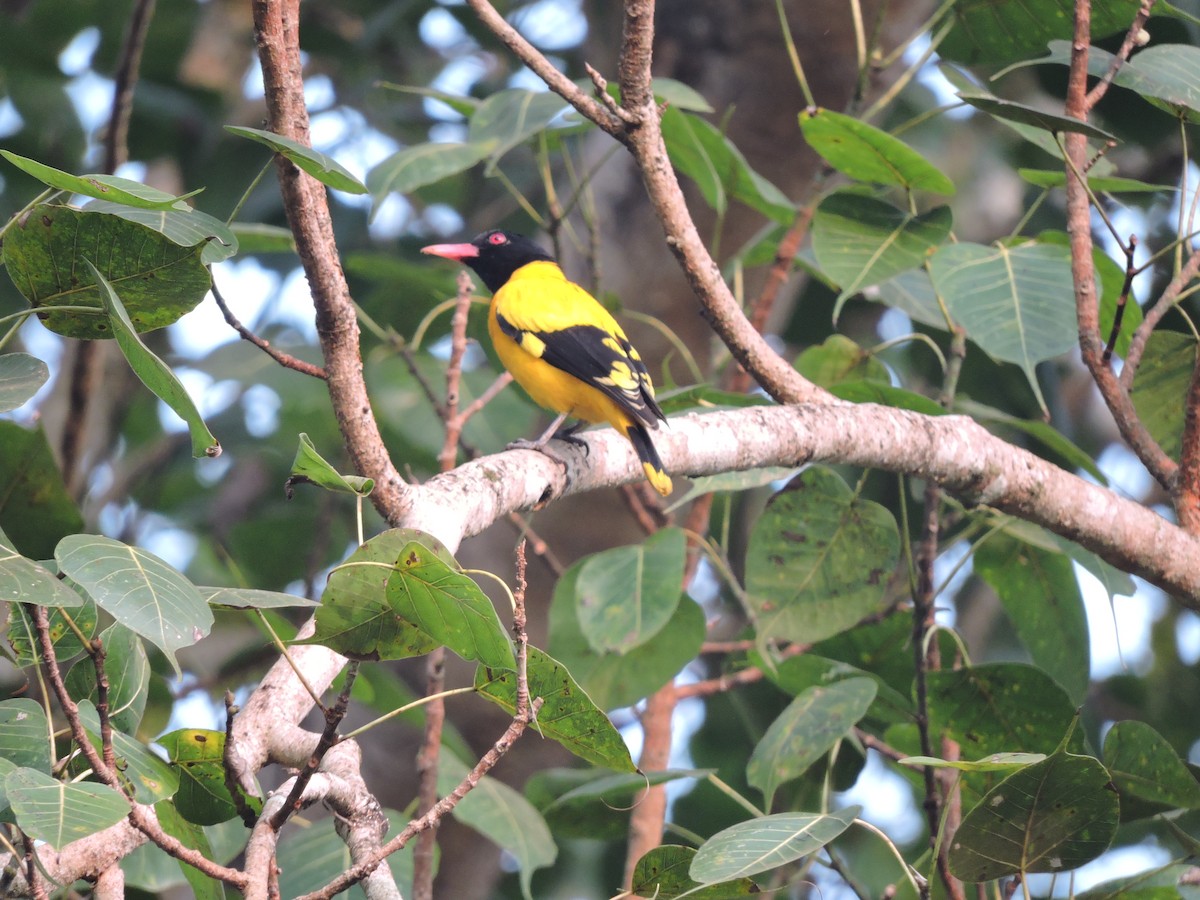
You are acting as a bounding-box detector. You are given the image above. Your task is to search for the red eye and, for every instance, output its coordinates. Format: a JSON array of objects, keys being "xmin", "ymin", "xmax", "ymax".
[{"xmin": 488, "ymin": 232, "xmax": 507, "ymax": 246}]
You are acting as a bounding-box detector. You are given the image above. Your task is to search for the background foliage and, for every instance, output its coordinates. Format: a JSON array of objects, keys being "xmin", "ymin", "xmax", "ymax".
[{"xmin": 4, "ymin": 0, "xmax": 1200, "ymax": 897}]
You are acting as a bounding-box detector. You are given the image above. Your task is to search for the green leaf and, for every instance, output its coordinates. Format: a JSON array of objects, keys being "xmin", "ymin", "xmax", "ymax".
[
  {"xmin": 875, "ymin": 268, "xmax": 948, "ymax": 330},
  {"xmin": 900, "ymin": 752, "xmax": 1046, "ymax": 772},
  {"xmin": 0, "ymin": 150, "xmax": 201, "ymax": 208},
  {"xmin": 660, "ymin": 106, "xmax": 795, "ymax": 224},
  {"xmin": 0, "ymin": 422, "xmax": 83, "ymax": 560},
  {"xmin": 1104, "ymin": 720, "xmax": 1200, "ymax": 818},
  {"xmin": 575, "ymin": 527, "xmax": 686, "ymax": 655},
  {"xmin": 758, "ymin": 653, "xmax": 913, "ymax": 726},
  {"xmin": 227, "ymin": 222, "xmax": 296, "ymax": 255},
  {"xmin": 548, "ymin": 558, "xmax": 704, "ymax": 710},
  {"xmin": 689, "ymin": 807, "xmax": 860, "ymax": 883},
  {"xmin": 152, "ymin": 801, "xmax": 229, "ymax": 900},
  {"xmin": 795, "ymin": 334, "xmax": 889, "ymax": 388},
  {"xmin": 0, "ymin": 536, "xmax": 85, "ymax": 608},
  {"xmin": 224, "ymin": 125, "xmax": 367, "ymax": 194},
  {"xmin": 475, "ymin": 646, "xmax": 637, "ymax": 772},
  {"xmin": 366, "ymin": 141, "xmax": 491, "ymax": 201},
  {"xmin": 75, "ymin": 701, "xmax": 177, "ymax": 805},
  {"xmin": 2, "ymin": 204, "xmax": 213, "ymax": 339},
  {"xmin": 948, "ymin": 749, "xmax": 1118, "ymax": 880},
  {"xmin": 0, "ymin": 699, "xmax": 53, "ymax": 771},
  {"xmin": 939, "ymin": 0, "xmax": 1143, "ymax": 66},
  {"xmin": 633, "ymin": 845, "xmax": 760, "ymax": 899},
  {"xmin": 286, "ymin": 433, "xmax": 374, "ymax": 496},
  {"xmin": 744, "ymin": 467, "xmax": 900, "ymax": 647},
  {"xmin": 1018, "ymin": 169, "xmax": 1176, "ymax": 193},
  {"xmin": 930, "ymin": 241, "xmax": 1077, "ymax": 413},
  {"xmin": 199, "ymin": 586, "xmax": 318, "ymax": 609},
  {"xmin": 829, "ymin": 380, "xmax": 947, "ymax": 416},
  {"xmin": 956, "ymin": 94, "xmax": 1117, "ymax": 143},
  {"xmin": 6, "ymin": 599, "xmax": 97, "ymax": 665},
  {"xmin": 747, "ymin": 678, "xmax": 877, "ymax": 810},
  {"xmin": 466, "ymin": 89, "xmax": 570, "ymax": 167},
  {"xmin": 1108, "ymin": 44, "xmax": 1200, "ymax": 123},
  {"xmin": 1016, "ymin": 41, "xmax": 1200, "ymax": 124},
  {"xmin": 55, "ymin": 533, "xmax": 214, "ymax": 675},
  {"xmin": 664, "ymin": 466, "xmax": 796, "ymax": 514},
  {"xmin": 86, "ymin": 260, "xmax": 220, "ymax": 459},
  {"xmin": 158, "ymin": 729, "xmax": 260, "ymax": 826},
  {"xmin": 974, "ymin": 531, "xmax": 1089, "ymax": 704},
  {"xmin": 1077, "ymin": 863, "xmax": 1200, "ymax": 900},
  {"xmin": 65, "ymin": 625, "xmax": 150, "ymax": 734},
  {"xmin": 650, "ymin": 77, "xmax": 714, "ymax": 113},
  {"xmin": 657, "ymin": 383, "xmax": 774, "ymax": 414},
  {"xmin": 1131, "ymin": 330, "xmax": 1194, "ymax": 461},
  {"xmin": 307, "ymin": 529, "xmax": 443, "ymax": 660},
  {"xmin": 83, "ymin": 201, "xmax": 238, "ymax": 264},
  {"xmin": 384, "ymin": 540, "xmax": 514, "ymax": 668},
  {"xmin": 377, "ymin": 81, "xmax": 481, "ymax": 116},
  {"xmin": 542, "ymin": 769, "xmax": 708, "ymax": 813},
  {"xmin": 799, "ymin": 108, "xmax": 955, "ymax": 194},
  {"xmin": 927, "ymin": 664, "xmax": 1084, "ymax": 762},
  {"xmin": 1036, "ymin": 229, "xmax": 1143, "ymax": 362},
  {"xmin": 438, "ymin": 752, "xmax": 556, "ymax": 900},
  {"xmin": 6, "ymin": 767, "xmax": 130, "ymax": 846},
  {"xmin": 277, "ymin": 809, "xmax": 417, "ymax": 899},
  {"xmin": 0, "ymin": 353, "xmax": 48, "ymax": 412},
  {"xmin": 811, "ymin": 192, "xmax": 952, "ymax": 321}
]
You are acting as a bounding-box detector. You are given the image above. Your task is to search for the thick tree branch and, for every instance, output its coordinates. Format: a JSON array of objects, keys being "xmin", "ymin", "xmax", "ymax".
[{"xmin": 251, "ymin": 0, "xmax": 409, "ymax": 522}]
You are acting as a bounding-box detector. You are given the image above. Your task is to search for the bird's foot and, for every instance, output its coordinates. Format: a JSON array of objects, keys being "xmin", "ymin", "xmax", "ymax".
[
  {"xmin": 552, "ymin": 422, "xmax": 589, "ymax": 455},
  {"xmin": 506, "ymin": 438, "xmax": 567, "ymax": 466}
]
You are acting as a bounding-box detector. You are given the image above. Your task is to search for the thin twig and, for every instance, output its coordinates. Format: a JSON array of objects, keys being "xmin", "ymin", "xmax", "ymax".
[
  {"xmin": 1102, "ymin": 235, "xmax": 1137, "ymax": 364},
  {"xmin": 1119, "ymin": 249, "xmax": 1200, "ymax": 389},
  {"xmin": 22, "ymin": 834, "xmax": 47, "ymax": 900},
  {"xmin": 730, "ymin": 208, "xmax": 814, "ymax": 394},
  {"xmin": 269, "ymin": 663, "xmax": 360, "ymax": 831},
  {"xmin": 437, "ymin": 270, "xmax": 485, "ymax": 471},
  {"xmin": 1062, "ymin": 1, "xmax": 1178, "ymax": 491},
  {"xmin": 1083, "ymin": 0, "xmax": 1156, "ymax": 112},
  {"xmin": 90, "ymin": 637, "xmax": 116, "ymax": 773},
  {"xmin": 29, "ymin": 604, "xmax": 249, "ymax": 888},
  {"xmin": 212, "ymin": 280, "xmax": 327, "ymax": 379}
]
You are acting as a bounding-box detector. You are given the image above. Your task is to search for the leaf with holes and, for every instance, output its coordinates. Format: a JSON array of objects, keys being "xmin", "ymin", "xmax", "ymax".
[
  {"xmin": 949, "ymin": 750, "xmax": 1118, "ymax": 881},
  {"xmin": 475, "ymin": 647, "xmax": 635, "ymax": 772},
  {"xmin": 2, "ymin": 204, "xmax": 212, "ymax": 339},
  {"xmin": 744, "ymin": 467, "xmax": 900, "ymax": 647}
]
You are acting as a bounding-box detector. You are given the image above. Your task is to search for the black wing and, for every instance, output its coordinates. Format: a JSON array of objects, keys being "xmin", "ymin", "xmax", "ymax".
[{"xmin": 495, "ymin": 311, "xmax": 666, "ymax": 429}]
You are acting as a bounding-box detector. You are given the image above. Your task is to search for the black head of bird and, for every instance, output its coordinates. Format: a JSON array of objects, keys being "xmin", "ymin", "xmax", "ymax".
[{"xmin": 420, "ymin": 230, "xmax": 553, "ymax": 293}]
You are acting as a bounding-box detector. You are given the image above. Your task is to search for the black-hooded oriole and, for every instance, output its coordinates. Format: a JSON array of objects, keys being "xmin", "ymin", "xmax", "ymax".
[{"xmin": 421, "ymin": 230, "xmax": 672, "ymax": 496}]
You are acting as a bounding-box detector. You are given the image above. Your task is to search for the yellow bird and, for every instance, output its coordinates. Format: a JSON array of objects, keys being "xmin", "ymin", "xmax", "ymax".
[{"xmin": 421, "ymin": 230, "xmax": 672, "ymax": 496}]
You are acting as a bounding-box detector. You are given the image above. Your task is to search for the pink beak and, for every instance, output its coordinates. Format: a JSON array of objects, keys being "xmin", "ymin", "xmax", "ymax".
[{"xmin": 420, "ymin": 242, "xmax": 479, "ymax": 261}]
